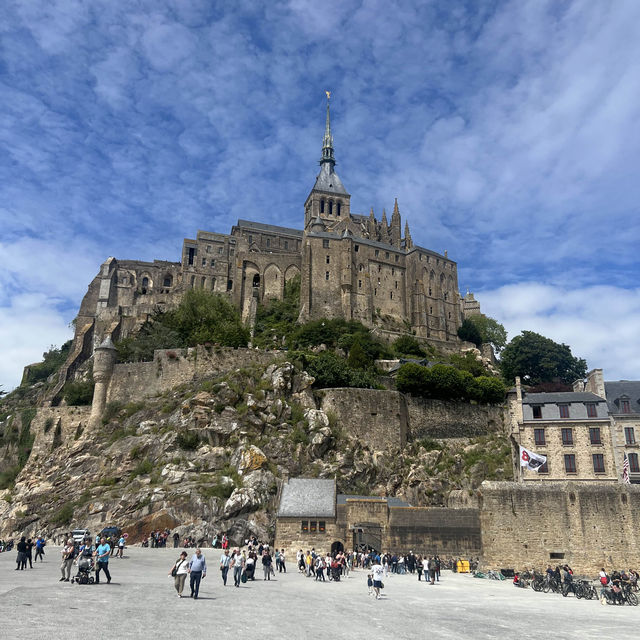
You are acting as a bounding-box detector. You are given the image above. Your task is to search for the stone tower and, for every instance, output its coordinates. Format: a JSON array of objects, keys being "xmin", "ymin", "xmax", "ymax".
[{"xmin": 89, "ymin": 336, "xmax": 117, "ymax": 428}]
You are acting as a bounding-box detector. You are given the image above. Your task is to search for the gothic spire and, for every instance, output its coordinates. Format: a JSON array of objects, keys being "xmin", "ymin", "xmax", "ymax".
[
  {"xmin": 320, "ymin": 91, "xmax": 335, "ymax": 168},
  {"xmin": 404, "ymin": 220, "xmax": 413, "ymax": 249}
]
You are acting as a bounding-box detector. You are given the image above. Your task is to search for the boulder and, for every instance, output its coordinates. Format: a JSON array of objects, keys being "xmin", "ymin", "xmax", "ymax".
[
  {"xmin": 310, "ymin": 426, "xmax": 332, "ymax": 458},
  {"xmin": 231, "ymin": 445, "xmax": 267, "ymax": 474},
  {"xmin": 304, "ymin": 408, "xmax": 329, "ymax": 431}
]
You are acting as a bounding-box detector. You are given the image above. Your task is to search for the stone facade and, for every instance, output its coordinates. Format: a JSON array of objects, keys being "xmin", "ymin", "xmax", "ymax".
[
  {"xmin": 52, "ymin": 100, "xmax": 480, "ymax": 395},
  {"xmin": 508, "ymin": 377, "xmax": 616, "ymax": 482},
  {"xmin": 480, "ymin": 481, "xmax": 640, "ymax": 574}
]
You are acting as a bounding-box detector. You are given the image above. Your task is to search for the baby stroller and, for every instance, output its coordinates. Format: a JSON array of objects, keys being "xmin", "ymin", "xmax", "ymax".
[
  {"xmin": 330, "ymin": 561, "xmax": 341, "ymax": 582},
  {"xmin": 72, "ymin": 549, "xmax": 95, "ymax": 585}
]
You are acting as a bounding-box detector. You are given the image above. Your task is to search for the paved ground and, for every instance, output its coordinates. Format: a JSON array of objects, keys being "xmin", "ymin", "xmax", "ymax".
[{"xmin": 0, "ymin": 547, "xmax": 636, "ymax": 639}]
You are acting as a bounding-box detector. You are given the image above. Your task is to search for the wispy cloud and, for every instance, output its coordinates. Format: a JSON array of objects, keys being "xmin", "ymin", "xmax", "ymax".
[{"xmin": 1, "ymin": 0, "xmax": 638, "ymax": 388}]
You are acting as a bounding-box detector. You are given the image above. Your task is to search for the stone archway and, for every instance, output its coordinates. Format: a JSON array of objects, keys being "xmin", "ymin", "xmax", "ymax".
[{"xmin": 331, "ymin": 540, "xmax": 344, "ymax": 554}]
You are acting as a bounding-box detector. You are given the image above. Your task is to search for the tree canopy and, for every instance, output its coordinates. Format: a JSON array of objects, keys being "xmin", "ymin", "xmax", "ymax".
[
  {"xmin": 458, "ymin": 315, "xmax": 507, "ymax": 353},
  {"xmin": 499, "ymin": 330, "xmax": 587, "ymax": 385}
]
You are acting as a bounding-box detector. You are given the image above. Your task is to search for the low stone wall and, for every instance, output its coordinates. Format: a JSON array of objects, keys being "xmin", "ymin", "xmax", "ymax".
[
  {"xmin": 406, "ymin": 397, "xmax": 504, "ymax": 439},
  {"xmin": 106, "ymin": 346, "xmax": 283, "ymax": 403},
  {"xmin": 275, "ymin": 517, "xmax": 340, "ymax": 557},
  {"xmin": 317, "ymin": 388, "xmax": 408, "ymax": 451},
  {"xmin": 386, "ymin": 507, "xmax": 482, "ymax": 556},
  {"xmin": 480, "ymin": 481, "xmax": 640, "ymax": 573}
]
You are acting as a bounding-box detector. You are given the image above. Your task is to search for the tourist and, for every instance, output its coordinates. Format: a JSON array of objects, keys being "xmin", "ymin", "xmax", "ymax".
[
  {"xmin": 34, "ymin": 536, "xmax": 45, "ymax": 562},
  {"xmin": 279, "ymin": 549, "xmax": 286, "ymax": 573},
  {"xmin": 371, "ymin": 557, "xmax": 384, "ymax": 599},
  {"xmin": 428, "ymin": 556, "xmax": 436, "ymax": 584},
  {"xmin": 16, "ymin": 536, "xmax": 27, "ymax": 570},
  {"xmin": 25, "ymin": 538, "xmax": 34, "ymax": 568},
  {"xmin": 221, "ymin": 534, "xmax": 228, "ymax": 550},
  {"xmin": 95, "ymin": 537, "xmax": 112, "ymax": 584},
  {"xmin": 416, "ymin": 555, "xmax": 424, "ymax": 581},
  {"xmin": 188, "ymin": 548, "xmax": 207, "ymax": 599},
  {"xmin": 116, "ymin": 534, "xmax": 125, "ymax": 558},
  {"xmin": 169, "ymin": 551, "xmax": 189, "ymax": 597},
  {"xmin": 435, "ymin": 556, "xmax": 441, "ymax": 581},
  {"xmin": 59, "ymin": 539, "xmax": 75, "ymax": 581},
  {"xmin": 246, "ymin": 548, "xmax": 256, "ymax": 581},
  {"xmin": 315, "ymin": 555, "xmax": 325, "ymax": 581},
  {"xmin": 231, "ymin": 548, "xmax": 244, "ymax": 588},
  {"xmin": 220, "ymin": 548, "xmax": 231, "ymax": 585},
  {"xmin": 173, "ymin": 532, "xmax": 180, "ymax": 548},
  {"xmin": 367, "ymin": 572, "xmax": 373, "ymax": 595},
  {"xmin": 262, "ymin": 549, "xmax": 273, "ymax": 580},
  {"xmin": 297, "ymin": 550, "xmax": 305, "ymax": 573},
  {"xmin": 274, "ymin": 548, "xmax": 281, "ymax": 572}
]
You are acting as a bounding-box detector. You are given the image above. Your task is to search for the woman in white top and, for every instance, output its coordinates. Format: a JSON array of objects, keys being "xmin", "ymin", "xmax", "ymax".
[{"xmin": 169, "ymin": 551, "xmax": 189, "ymax": 597}]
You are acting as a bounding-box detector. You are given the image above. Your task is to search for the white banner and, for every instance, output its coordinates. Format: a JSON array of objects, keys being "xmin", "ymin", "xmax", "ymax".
[{"xmin": 519, "ymin": 446, "xmax": 547, "ymax": 472}]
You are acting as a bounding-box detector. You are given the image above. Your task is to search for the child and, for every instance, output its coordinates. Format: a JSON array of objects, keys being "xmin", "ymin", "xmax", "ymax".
[{"xmin": 367, "ymin": 572, "xmax": 373, "ymax": 596}]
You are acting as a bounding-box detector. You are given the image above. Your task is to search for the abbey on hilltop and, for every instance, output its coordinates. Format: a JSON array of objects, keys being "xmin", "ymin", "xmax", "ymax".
[{"xmin": 63, "ymin": 97, "xmax": 480, "ymax": 383}]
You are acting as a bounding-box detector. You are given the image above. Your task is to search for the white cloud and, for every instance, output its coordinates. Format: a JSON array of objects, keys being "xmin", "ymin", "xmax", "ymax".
[
  {"xmin": 479, "ymin": 283, "xmax": 640, "ymax": 381},
  {"xmin": 0, "ymin": 294, "xmax": 73, "ymax": 392}
]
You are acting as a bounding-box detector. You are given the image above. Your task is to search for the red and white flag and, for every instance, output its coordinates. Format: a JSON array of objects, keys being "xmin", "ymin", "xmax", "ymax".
[
  {"xmin": 519, "ymin": 446, "xmax": 546, "ymax": 472},
  {"xmin": 622, "ymin": 452, "xmax": 631, "ymax": 484}
]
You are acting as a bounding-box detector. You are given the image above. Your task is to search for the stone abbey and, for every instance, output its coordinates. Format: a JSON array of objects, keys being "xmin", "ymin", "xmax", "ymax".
[{"xmin": 69, "ymin": 98, "xmax": 480, "ymax": 379}]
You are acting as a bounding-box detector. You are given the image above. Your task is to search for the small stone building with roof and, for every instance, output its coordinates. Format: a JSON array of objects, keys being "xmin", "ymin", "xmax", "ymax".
[{"xmin": 275, "ymin": 478, "xmax": 481, "ymax": 558}]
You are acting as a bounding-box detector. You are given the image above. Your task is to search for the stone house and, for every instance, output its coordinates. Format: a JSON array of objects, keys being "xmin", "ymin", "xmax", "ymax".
[
  {"xmin": 51, "ymin": 98, "xmax": 481, "ymax": 396},
  {"xmin": 575, "ymin": 368, "xmax": 640, "ymax": 484},
  {"xmin": 508, "ymin": 377, "xmax": 616, "ymax": 482},
  {"xmin": 275, "ymin": 478, "xmax": 481, "ymax": 558}
]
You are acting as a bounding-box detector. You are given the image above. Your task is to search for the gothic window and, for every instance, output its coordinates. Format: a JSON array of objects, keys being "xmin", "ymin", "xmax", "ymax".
[
  {"xmin": 337, "ymin": 203, "xmax": 341, "ymax": 216},
  {"xmin": 253, "ymin": 274, "xmax": 260, "ymax": 287},
  {"xmin": 429, "ymin": 306, "xmax": 433, "ymax": 314},
  {"xmin": 230, "ymin": 248, "xmax": 234, "ymax": 256},
  {"xmin": 142, "ymin": 277, "xmax": 149, "ymax": 288},
  {"xmin": 428, "ymin": 288, "xmax": 432, "ymax": 296},
  {"xmin": 392, "ymin": 268, "xmax": 394, "ymax": 275},
  {"xmin": 329, "ymin": 201, "xmax": 333, "ymax": 215},
  {"xmin": 374, "ymin": 288, "xmax": 377, "ymax": 296},
  {"xmin": 320, "ymin": 199, "xmax": 325, "ymax": 213}
]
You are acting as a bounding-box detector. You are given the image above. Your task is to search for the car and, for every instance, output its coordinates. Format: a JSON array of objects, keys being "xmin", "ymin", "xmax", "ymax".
[
  {"xmin": 99, "ymin": 526, "xmax": 122, "ymax": 541},
  {"xmin": 71, "ymin": 529, "xmax": 91, "ymax": 544}
]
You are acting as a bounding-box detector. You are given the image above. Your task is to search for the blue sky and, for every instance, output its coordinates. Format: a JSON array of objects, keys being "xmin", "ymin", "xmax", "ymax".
[{"xmin": 1, "ymin": 0, "xmax": 639, "ymax": 390}]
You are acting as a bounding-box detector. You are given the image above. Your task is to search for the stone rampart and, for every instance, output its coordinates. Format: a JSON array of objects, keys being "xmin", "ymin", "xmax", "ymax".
[
  {"xmin": 480, "ymin": 481, "xmax": 640, "ymax": 573},
  {"xmin": 106, "ymin": 346, "xmax": 283, "ymax": 404},
  {"xmin": 406, "ymin": 397, "xmax": 504, "ymax": 439}
]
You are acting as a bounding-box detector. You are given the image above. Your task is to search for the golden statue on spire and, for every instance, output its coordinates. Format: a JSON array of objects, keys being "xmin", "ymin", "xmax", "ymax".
[{"xmin": 325, "ymin": 90, "xmax": 331, "ymax": 100}]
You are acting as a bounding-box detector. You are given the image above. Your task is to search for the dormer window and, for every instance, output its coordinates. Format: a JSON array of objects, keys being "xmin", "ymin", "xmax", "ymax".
[
  {"xmin": 532, "ymin": 406, "xmax": 542, "ymax": 419},
  {"xmin": 622, "ymin": 399, "xmax": 631, "ymax": 414},
  {"xmin": 559, "ymin": 404, "xmax": 570, "ymax": 419}
]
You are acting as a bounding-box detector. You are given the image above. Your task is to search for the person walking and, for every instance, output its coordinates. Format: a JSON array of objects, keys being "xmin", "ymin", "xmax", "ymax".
[
  {"xmin": 59, "ymin": 539, "xmax": 75, "ymax": 582},
  {"xmin": 25, "ymin": 538, "xmax": 34, "ymax": 568},
  {"xmin": 219, "ymin": 548, "xmax": 231, "ymax": 586},
  {"xmin": 372, "ymin": 557, "xmax": 384, "ymax": 599},
  {"xmin": 95, "ymin": 537, "xmax": 112, "ymax": 584},
  {"xmin": 169, "ymin": 551, "xmax": 189, "ymax": 597},
  {"xmin": 231, "ymin": 549, "xmax": 244, "ymax": 588},
  {"xmin": 262, "ymin": 549, "xmax": 273, "ymax": 580},
  {"xmin": 34, "ymin": 536, "xmax": 45, "ymax": 562},
  {"xmin": 188, "ymin": 548, "xmax": 207, "ymax": 599},
  {"xmin": 115, "ymin": 535, "xmax": 125, "ymax": 559},
  {"xmin": 173, "ymin": 532, "xmax": 180, "ymax": 549},
  {"xmin": 428, "ymin": 556, "xmax": 436, "ymax": 585},
  {"xmin": 279, "ymin": 549, "xmax": 286, "ymax": 573}
]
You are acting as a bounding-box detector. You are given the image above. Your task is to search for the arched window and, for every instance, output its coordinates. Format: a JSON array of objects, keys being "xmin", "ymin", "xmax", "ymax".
[
  {"xmin": 163, "ymin": 275, "xmax": 172, "ymax": 288},
  {"xmin": 142, "ymin": 277, "xmax": 149, "ymax": 288},
  {"xmin": 329, "ymin": 201, "xmax": 333, "ymax": 215},
  {"xmin": 337, "ymin": 202, "xmax": 341, "ymax": 216},
  {"xmin": 211, "ymin": 277, "xmax": 216, "ymax": 291},
  {"xmin": 252, "ymin": 274, "xmax": 260, "ymax": 287},
  {"xmin": 320, "ymin": 199, "xmax": 325, "ymax": 213}
]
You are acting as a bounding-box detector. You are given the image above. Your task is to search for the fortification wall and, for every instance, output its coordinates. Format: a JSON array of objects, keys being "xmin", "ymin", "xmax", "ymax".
[
  {"xmin": 106, "ymin": 347, "xmax": 283, "ymax": 404},
  {"xmin": 386, "ymin": 507, "xmax": 482, "ymax": 556},
  {"xmin": 406, "ymin": 397, "xmax": 504, "ymax": 439},
  {"xmin": 480, "ymin": 481, "xmax": 640, "ymax": 573},
  {"xmin": 317, "ymin": 388, "xmax": 408, "ymax": 451}
]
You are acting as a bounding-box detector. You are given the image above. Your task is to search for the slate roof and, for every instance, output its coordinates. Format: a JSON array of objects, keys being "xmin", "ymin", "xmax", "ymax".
[
  {"xmin": 278, "ymin": 478, "xmax": 336, "ymax": 518},
  {"xmin": 236, "ymin": 219, "xmax": 303, "ymax": 237},
  {"xmin": 605, "ymin": 381, "xmax": 640, "ymax": 414},
  {"xmin": 312, "ymin": 163, "xmax": 349, "ymax": 195},
  {"xmin": 522, "ymin": 391, "xmax": 605, "ymax": 404},
  {"xmin": 337, "ymin": 494, "xmax": 411, "ymax": 508}
]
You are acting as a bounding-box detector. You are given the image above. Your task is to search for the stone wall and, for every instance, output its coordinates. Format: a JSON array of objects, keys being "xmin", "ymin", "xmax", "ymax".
[
  {"xmin": 405, "ymin": 397, "xmax": 504, "ymax": 439},
  {"xmin": 275, "ymin": 517, "xmax": 341, "ymax": 557},
  {"xmin": 317, "ymin": 388, "xmax": 408, "ymax": 451},
  {"xmin": 106, "ymin": 346, "xmax": 283, "ymax": 404},
  {"xmin": 480, "ymin": 481, "xmax": 640, "ymax": 573},
  {"xmin": 386, "ymin": 507, "xmax": 481, "ymax": 556}
]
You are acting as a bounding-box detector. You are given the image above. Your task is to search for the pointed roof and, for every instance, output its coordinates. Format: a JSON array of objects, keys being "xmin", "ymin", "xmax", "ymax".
[{"xmin": 311, "ymin": 93, "xmax": 349, "ymax": 196}]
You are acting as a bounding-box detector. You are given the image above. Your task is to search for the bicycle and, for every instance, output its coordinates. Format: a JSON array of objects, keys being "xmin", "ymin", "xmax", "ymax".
[{"xmin": 621, "ymin": 583, "xmax": 639, "ymax": 606}]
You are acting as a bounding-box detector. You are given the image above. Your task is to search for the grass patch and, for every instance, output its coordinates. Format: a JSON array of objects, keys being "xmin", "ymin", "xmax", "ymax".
[
  {"xmin": 176, "ymin": 430, "xmax": 200, "ymax": 450},
  {"xmin": 51, "ymin": 502, "xmax": 74, "ymax": 526},
  {"xmin": 131, "ymin": 458, "xmax": 153, "ymax": 478}
]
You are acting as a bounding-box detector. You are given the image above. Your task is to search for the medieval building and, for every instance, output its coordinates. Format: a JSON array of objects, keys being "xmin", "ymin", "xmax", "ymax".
[{"xmin": 56, "ymin": 99, "xmax": 480, "ymax": 394}]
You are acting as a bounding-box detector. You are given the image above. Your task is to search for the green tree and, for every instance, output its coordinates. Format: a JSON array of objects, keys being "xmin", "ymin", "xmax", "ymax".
[
  {"xmin": 457, "ymin": 319, "xmax": 482, "ymax": 347},
  {"xmin": 393, "ymin": 335, "xmax": 426, "ymax": 358},
  {"xmin": 346, "ymin": 338, "xmax": 371, "ymax": 370},
  {"xmin": 500, "ymin": 330, "xmax": 587, "ymax": 385},
  {"xmin": 396, "ymin": 362, "xmax": 431, "ymax": 395}
]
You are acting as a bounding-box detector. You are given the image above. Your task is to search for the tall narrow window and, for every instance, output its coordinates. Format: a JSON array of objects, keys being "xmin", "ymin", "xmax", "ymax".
[
  {"xmin": 323, "ymin": 239, "xmax": 329, "ymax": 248},
  {"xmin": 559, "ymin": 405, "xmax": 570, "ymax": 419},
  {"xmin": 329, "ymin": 201, "xmax": 333, "ymax": 215},
  {"xmin": 592, "ymin": 454, "xmax": 605, "ymax": 474},
  {"xmin": 532, "ymin": 406, "xmax": 542, "ymax": 419},
  {"xmin": 589, "ymin": 427, "xmax": 601, "ymax": 445},
  {"xmin": 337, "ymin": 203, "xmax": 341, "ymax": 216},
  {"xmin": 358, "ymin": 280, "xmax": 362, "ymax": 288},
  {"xmin": 284, "ymin": 241, "xmax": 288, "ymax": 250},
  {"xmin": 625, "ymin": 427, "xmax": 636, "ymax": 445},
  {"xmin": 564, "ymin": 454, "xmax": 576, "ymax": 473},
  {"xmin": 202, "ymin": 258, "xmax": 207, "ymax": 266},
  {"xmin": 266, "ymin": 238, "xmax": 270, "ymax": 248},
  {"xmin": 534, "ymin": 428, "xmax": 546, "ymax": 446},
  {"xmin": 629, "ymin": 453, "xmax": 640, "ymax": 473},
  {"xmin": 622, "ymin": 399, "xmax": 631, "ymax": 413},
  {"xmin": 539, "ymin": 460, "xmax": 549, "ymax": 473},
  {"xmin": 561, "ymin": 428, "xmax": 573, "ymax": 445},
  {"xmin": 326, "ymin": 255, "xmax": 330, "ymax": 264},
  {"xmin": 188, "ymin": 247, "xmax": 195, "ymax": 266},
  {"xmin": 320, "ymin": 200, "xmax": 325, "ymax": 213},
  {"xmin": 586, "ymin": 403, "xmax": 597, "ymax": 417},
  {"xmin": 325, "ymin": 271, "xmax": 329, "ymax": 280}
]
